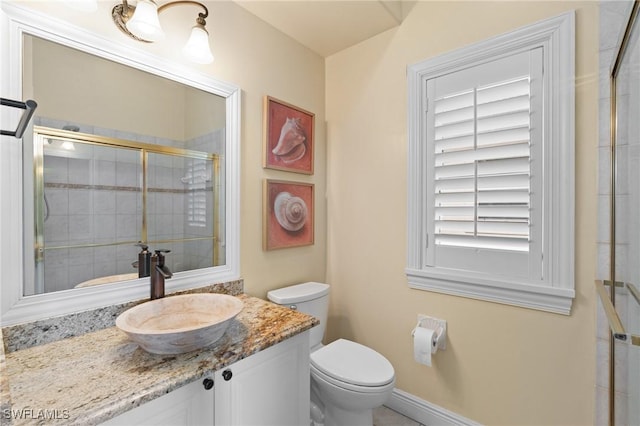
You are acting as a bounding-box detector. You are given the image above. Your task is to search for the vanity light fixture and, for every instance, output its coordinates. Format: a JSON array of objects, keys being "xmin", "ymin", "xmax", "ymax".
[{"xmin": 112, "ymin": 0, "xmax": 214, "ymax": 64}]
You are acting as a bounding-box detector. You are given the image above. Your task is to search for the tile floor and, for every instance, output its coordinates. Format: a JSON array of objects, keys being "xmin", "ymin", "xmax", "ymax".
[{"xmin": 373, "ymin": 406, "xmax": 423, "ymax": 426}]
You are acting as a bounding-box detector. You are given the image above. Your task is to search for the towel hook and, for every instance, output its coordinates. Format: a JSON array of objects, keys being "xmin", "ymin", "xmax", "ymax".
[{"xmin": 1, "ymin": 97, "xmax": 38, "ymax": 139}]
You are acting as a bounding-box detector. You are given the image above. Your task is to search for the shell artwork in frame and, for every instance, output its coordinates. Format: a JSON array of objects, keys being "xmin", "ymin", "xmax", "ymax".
[
  {"xmin": 263, "ymin": 96, "xmax": 315, "ymax": 174},
  {"xmin": 263, "ymin": 179, "xmax": 314, "ymax": 250}
]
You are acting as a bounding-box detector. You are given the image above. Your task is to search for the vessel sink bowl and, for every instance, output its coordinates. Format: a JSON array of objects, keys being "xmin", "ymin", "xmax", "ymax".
[
  {"xmin": 75, "ymin": 273, "xmax": 139, "ymax": 288},
  {"xmin": 116, "ymin": 293, "xmax": 243, "ymax": 355}
]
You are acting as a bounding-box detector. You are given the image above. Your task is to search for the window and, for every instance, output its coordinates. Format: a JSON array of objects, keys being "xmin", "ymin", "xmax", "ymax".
[
  {"xmin": 406, "ymin": 12, "xmax": 575, "ymax": 314},
  {"xmin": 186, "ymin": 158, "xmax": 209, "ymax": 228}
]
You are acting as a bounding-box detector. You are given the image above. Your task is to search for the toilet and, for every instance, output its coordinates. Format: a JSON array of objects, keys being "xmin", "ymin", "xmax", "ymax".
[{"xmin": 267, "ymin": 282, "xmax": 395, "ymax": 426}]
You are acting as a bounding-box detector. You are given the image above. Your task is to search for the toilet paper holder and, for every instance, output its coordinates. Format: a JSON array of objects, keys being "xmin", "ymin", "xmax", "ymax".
[{"xmin": 412, "ymin": 315, "xmax": 447, "ymax": 351}]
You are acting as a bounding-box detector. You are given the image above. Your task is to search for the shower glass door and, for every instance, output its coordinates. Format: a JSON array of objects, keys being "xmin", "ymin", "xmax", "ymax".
[
  {"xmin": 146, "ymin": 152, "xmax": 220, "ymax": 274},
  {"xmin": 35, "ymin": 136, "xmax": 143, "ymax": 294},
  {"xmin": 28, "ymin": 127, "xmax": 220, "ymax": 294},
  {"xmin": 611, "ymin": 1, "xmax": 640, "ymax": 424}
]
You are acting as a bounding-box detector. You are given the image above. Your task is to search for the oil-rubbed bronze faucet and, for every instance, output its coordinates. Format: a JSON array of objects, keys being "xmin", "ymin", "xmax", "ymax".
[
  {"xmin": 135, "ymin": 242, "xmax": 152, "ymax": 278},
  {"xmin": 150, "ymin": 249, "xmax": 172, "ymax": 300}
]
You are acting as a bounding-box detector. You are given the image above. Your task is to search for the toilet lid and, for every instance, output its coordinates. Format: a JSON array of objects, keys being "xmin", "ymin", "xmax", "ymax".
[
  {"xmin": 310, "ymin": 339, "xmax": 394, "ymax": 387},
  {"xmin": 267, "ymin": 282, "xmax": 329, "ymax": 305}
]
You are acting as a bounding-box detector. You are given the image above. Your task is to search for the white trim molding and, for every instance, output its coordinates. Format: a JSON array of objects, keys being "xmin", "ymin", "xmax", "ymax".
[
  {"xmin": 386, "ymin": 388, "xmax": 481, "ymax": 426},
  {"xmin": 406, "ymin": 11, "xmax": 575, "ymax": 315}
]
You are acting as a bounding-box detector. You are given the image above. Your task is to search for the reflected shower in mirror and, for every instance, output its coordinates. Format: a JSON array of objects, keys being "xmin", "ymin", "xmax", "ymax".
[{"xmin": 22, "ymin": 34, "xmax": 227, "ymax": 295}]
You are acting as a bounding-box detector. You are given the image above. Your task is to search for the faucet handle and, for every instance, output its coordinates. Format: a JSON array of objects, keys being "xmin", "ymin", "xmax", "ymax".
[
  {"xmin": 152, "ymin": 249, "xmax": 173, "ymax": 280},
  {"xmin": 135, "ymin": 242, "xmax": 149, "ymax": 251},
  {"xmin": 153, "ymin": 249, "xmax": 171, "ymax": 267}
]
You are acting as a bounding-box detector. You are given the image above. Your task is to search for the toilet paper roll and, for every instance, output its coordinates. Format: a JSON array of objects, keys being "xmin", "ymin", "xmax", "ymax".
[{"xmin": 413, "ymin": 327, "xmax": 437, "ymax": 367}]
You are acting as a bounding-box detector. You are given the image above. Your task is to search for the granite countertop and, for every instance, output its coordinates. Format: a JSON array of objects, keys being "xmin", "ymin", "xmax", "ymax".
[{"xmin": 1, "ymin": 294, "xmax": 318, "ymax": 425}]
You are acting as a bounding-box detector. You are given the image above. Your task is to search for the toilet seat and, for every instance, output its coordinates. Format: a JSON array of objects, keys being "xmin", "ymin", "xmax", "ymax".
[{"xmin": 310, "ymin": 339, "xmax": 394, "ymax": 393}]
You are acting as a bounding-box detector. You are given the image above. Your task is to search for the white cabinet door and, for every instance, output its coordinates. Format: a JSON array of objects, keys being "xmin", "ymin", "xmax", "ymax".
[
  {"xmin": 215, "ymin": 331, "xmax": 310, "ymax": 426},
  {"xmin": 102, "ymin": 378, "xmax": 215, "ymax": 426}
]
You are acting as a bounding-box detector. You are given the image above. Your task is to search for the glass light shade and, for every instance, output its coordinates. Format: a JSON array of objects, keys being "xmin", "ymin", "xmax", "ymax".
[
  {"xmin": 126, "ymin": 0, "xmax": 165, "ymax": 42},
  {"xmin": 61, "ymin": 141, "xmax": 75, "ymax": 151},
  {"xmin": 182, "ymin": 25, "xmax": 214, "ymax": 64}
]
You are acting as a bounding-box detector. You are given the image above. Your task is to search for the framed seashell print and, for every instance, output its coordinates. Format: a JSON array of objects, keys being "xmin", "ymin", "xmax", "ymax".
[
  {"xmin": 263, "ymin": 96, "xmax": 315, "ymax": 174},
  {"xmin": 264, "ymin": 179, "xmax": 314, "ymax": 250}
]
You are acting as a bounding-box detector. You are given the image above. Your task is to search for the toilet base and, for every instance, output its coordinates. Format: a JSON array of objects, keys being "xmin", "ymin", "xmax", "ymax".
[{"xmin": 311, "ymin": 372, "xmax": 392, "ymax": 426}]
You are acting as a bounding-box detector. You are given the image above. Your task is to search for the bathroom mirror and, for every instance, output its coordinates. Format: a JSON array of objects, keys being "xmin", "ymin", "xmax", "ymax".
[
  {"xmin": 23, "ymin": 35, "xmax": 227, "ymax": 295},
  {"xmin": 0, "ymin": 3, "xmax": 240, "ymax": 325}
]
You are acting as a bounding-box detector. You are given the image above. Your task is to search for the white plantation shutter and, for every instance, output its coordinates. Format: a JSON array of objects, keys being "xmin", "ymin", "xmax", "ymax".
[
  {"xmin": 433, "ymin": 76, "xmax": 531, "ymax": 253},
  {"xmin": 406, "ymin": 13, "xmax": 575, "ymax": 314},
  {"xmin": 187, "ymin": 159, "xmax": 208, "ymax": 227},
  {"xmin": 423, "ymin": 49, "xmax": 542, "ymax": 277}
]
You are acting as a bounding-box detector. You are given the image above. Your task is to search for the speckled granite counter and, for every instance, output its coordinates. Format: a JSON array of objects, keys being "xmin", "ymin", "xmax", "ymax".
[
  {"xmin": 2, "ymin": 281, "xmax": 245, "ymax": 353},
  {"xmin": 1, "ymin": 294, "xmax": 318, "ymax": 425}
]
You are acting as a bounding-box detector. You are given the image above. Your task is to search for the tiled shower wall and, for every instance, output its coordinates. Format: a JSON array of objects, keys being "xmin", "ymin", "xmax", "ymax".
[
  {"xmin": 596, "ymin": 1, "xmax": 638, "ymax": 425},
  {"xmin": 35, "ymin": 116, "xmax": 224, "ymax": 293}
]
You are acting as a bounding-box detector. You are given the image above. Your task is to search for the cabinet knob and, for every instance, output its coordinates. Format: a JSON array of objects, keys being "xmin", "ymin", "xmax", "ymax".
[
  {"xmin": 202, "ymin": 378, "xmax": 214, "ymax": 390},
  {"xmin": 222, "ymin": 369, "xmax": 233, "ymax": 381}
]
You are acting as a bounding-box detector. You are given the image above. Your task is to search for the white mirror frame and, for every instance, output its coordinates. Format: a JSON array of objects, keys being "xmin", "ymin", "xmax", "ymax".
[{"xmin": 0, "ymin": 2, "xmax": 241, "ymax": 326}]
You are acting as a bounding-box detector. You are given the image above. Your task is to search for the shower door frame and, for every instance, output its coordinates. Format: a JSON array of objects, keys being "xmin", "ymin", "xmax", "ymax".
[
  {"xmin": 30, "ymin": 126, "xmax": 221, "ymax": 294},
  {"xmin": 601, "ymin": 0, "xmax": 640, "ymax": 424}
]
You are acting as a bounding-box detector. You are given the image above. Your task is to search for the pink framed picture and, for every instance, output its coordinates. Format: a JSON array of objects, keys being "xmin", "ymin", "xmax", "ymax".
[
  {"xmin": 263, "ymin": 179, "xmax": 314, "ymax": 250},
  {"xmin": 263, "ymin": 96, "xmax": 314, "ymax": 175}
]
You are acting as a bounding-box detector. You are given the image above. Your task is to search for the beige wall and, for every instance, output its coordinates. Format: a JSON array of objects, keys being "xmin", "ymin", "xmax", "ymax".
[
  {"xmin": 206, "ymin": 2, "xmax": 328, "ymax": 298},
  {"xmin": 176, "ymin": 1, "xmax": 328, "ymax": 296},
  {"xmin": 28, "ymin": 35, "xmax": 186, "ymax": 141},
  {"xmin": 325, "ymin": 1, "xmax": 598, "ymax": 424},
  {"xmin": 25, "ymin": 30, "xmax": 230, "ymax": 141}
]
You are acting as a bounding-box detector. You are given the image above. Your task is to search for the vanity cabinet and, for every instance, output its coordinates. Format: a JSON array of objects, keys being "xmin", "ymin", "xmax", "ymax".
[
  {"xmin": 215, "ymin": 331, "xmax": 310, "ymax": 426},
  {"xmin": 102, "ymin": 331, "xmax": 310, "ymax": 426}
]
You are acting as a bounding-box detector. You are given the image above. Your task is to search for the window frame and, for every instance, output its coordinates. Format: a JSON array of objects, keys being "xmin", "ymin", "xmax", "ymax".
[{"xmin": 406, "ymin": 12, "xmax": 575, "ymax": 315}]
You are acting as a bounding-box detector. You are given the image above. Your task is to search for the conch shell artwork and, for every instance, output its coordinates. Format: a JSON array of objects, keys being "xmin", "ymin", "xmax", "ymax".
[
  {"xmin": 271, "ymin": 117, "xmax": 307, "ymax": 164},
  {"xmin": 264, "ymin": 179, "xmax": 314, "ymax": 250},
  {"xmin": 274, "ymin": 191, "xmax": 308, "ymax": 232}
]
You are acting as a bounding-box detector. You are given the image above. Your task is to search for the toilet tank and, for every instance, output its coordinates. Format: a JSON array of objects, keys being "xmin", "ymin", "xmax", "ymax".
[{"xmin": 267, "ymin": 282, "xmax": 329, "ymax": 350}]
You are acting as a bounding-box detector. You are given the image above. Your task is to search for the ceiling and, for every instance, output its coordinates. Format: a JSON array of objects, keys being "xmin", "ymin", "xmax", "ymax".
[{"xmin": 233, "ymin": 1, "xmax": 411, "ymax": 57}]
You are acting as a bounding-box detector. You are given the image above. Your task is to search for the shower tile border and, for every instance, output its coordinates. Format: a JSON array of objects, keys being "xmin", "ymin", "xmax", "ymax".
[{"xmin": 45, "ymin": 182, "xmax": 210, "ymax": 194}]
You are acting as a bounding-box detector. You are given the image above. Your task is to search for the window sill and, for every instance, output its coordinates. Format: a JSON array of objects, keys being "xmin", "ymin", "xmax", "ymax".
[{"xmin": 406, "ymin": 267, "xmax": 575, "ymax": 315}]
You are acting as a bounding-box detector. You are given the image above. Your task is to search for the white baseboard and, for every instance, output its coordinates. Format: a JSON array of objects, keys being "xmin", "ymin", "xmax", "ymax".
[{"xmin": 385, "ymin": 388, "xmax": 481, "ymax": 426}]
